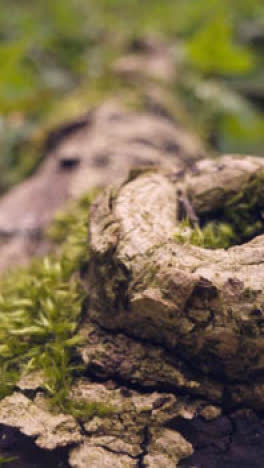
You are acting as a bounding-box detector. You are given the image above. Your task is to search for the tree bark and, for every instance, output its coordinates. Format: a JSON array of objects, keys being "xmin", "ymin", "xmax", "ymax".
[
  {"xmin": 2, "ymin": 123, "xmax": 264, "ymax": 466},
  {"xmin": 0, "ymin": 102, "xmax": 204, "ymax": 273},
  {"xmin": 88, "ymin": 155, "xmax": 264, "ymax": 394}
]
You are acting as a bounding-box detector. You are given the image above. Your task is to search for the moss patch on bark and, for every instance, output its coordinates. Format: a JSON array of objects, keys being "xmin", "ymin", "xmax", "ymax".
[
  {"xmin": 175, "ymin": 170, "xmax": 264, "ymax": 249},
  {"xmin": 0, "ymin": 189, "xmax": 112, "ymax": 419}
]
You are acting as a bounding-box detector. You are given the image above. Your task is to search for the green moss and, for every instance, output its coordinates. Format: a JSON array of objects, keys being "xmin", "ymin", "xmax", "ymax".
[
  {"xmin": 0, "ymin": 255, "xmax": 84, "ymax": 401},
  {"xmin": 47, "ymin": 187, "xmax": 100, "ymax": 240},
  {"xmin": 0, "ymin": 189, "xmax": 110, "ymax": 419},
  {"xmin": 58, "ymin": 398, "xmax": 114, "ymax": 422},
  {"xmin": 174, "ymin": 218, "xmax": 236, "ymax": 249},
  {"xmin": 175, "ymin": 172, "xmax": 264, "ymax": 249},
  {"xmin": 223, "ymin": 171, "xmax": 264, "ymax": 241}
]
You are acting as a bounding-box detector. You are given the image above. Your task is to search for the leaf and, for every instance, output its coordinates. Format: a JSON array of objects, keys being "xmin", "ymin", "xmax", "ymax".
[{"xmin": 187, "ymin": 16, "xmax": 254, "ymax": 75}]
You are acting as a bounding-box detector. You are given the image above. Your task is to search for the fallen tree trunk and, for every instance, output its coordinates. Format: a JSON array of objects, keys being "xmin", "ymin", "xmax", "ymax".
[
  {"xmin": 2, "ymin": 122, "xmax": 264, "ymax": 466},
  {"xmin": 0, "ymin": 102, "xmax": 204, "ymax": 273}
]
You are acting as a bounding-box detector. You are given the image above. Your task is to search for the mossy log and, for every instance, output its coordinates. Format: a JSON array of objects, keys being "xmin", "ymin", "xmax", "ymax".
[
  {"xmin": 0, "ymin": 102, "xmax": 204, "ymax": 273},
  {"xmin": 88, "ymin": 154, "xmax": 264, "ymax": 408},
  {"xmin": 2, "ymin": 155, "xmax": 264, "ymax": 467}
]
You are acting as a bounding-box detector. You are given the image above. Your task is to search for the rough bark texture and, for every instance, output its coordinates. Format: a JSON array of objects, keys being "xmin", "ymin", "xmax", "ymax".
[
  {"xmin": 2, "ymin": 107, "xmax": 264, "ymax": 465},
  {"xmin": 88, "ymin": 155, "xmax": 264, "ymax": 393}
]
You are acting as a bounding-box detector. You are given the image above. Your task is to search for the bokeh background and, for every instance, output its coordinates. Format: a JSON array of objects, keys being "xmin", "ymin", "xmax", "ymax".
[{"xmin": 1, "ymin": 0, "xmax": 264, "ymax": 192}]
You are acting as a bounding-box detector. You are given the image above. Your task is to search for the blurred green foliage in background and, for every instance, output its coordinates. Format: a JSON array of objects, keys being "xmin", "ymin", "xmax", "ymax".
[{"xmin": 1, "ymin": 0, "xmax": 264, "ymax": 191}]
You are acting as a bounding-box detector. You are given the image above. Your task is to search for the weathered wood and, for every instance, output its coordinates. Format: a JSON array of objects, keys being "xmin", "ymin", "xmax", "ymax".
[
  {"xmin": 88, "ymin": 155, "xmax": 264, "ymax": 407},
  {"xmin": 0, "ymin": 103, "xmax": 204, "ymax": 272},
  {"xmin": 3, "ymin": 123, "xmax": 264, "ymax": 466}
]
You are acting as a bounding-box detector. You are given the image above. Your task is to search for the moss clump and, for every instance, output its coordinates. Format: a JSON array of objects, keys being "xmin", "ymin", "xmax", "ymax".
[
  {"xmin": 47, "ymin": 188, "xmax": 101, "ymax": 268},
  {"xmin": 58, "ymin": 398, "xmax": 114, "ymax": 422},
  {"xmin": 175, "ymin": 172, "xmax": 264, "ymax": 249},
  {"xmin": 0, "ymin": 255, "xmax": 84, "ymax": 401},
  {"xmin": 222, "ymin": 171, "xmax": 264, "ymax": 243},
  {"xmin": 0, "ymin": 189, "xmax": 111, "ymax": 419},
  {"xmin": 174, "ymin": 218, "xmax": 236, "ymax": 249}
]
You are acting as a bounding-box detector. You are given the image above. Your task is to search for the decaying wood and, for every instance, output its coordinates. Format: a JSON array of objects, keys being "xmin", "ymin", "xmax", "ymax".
[
  {"xmin": 88, "ymin": 155, "xmax": 264, "ymax": 395},
  {"xmin": 0, "ymin": 102, "xmax": 204, "ymax": 272},
  {"xmin": 2, "ymin": 108, "xmax": 264, "ymax": 465}
]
